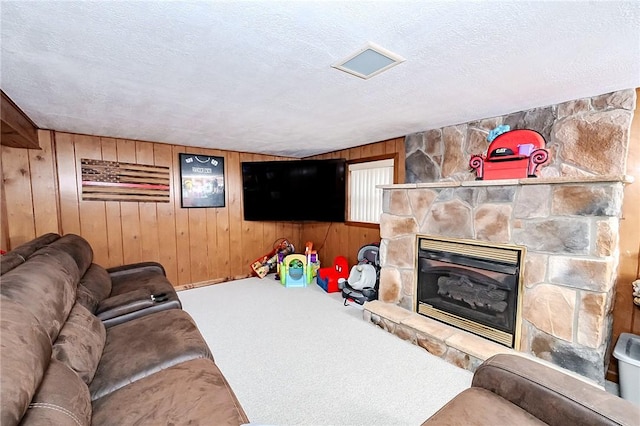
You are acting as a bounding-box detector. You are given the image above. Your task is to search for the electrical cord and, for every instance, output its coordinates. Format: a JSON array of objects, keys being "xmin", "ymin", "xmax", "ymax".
[
  {"xmin": 272, "ymin": 237, "xmax": 287, "ymax": 250},
  {"xmin": 316, "ymin": 222, "xmax": 332, "ymax": 252}
]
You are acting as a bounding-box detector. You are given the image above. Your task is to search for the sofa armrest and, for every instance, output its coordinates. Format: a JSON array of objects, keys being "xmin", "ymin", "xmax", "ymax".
[
  {"xmin": 106, "ymin": 262, "xmax": 166, "ymax": 278},
  {"xmin": 473, "ymin": 354, "xmax": 640, "ymax": 426},
  {"xmin": 96, "ymin": 289, "xmax": 154, "ymax": 321}
]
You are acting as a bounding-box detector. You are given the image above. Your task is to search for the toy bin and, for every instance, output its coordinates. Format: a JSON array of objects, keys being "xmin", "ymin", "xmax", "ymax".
[{"xmin": 613, "ymin": 332, "xmax": 640, "ymax": 406}]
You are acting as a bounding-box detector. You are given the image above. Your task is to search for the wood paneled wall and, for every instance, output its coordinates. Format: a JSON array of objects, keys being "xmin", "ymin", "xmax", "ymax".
[
  {"xmin": 301, "ymin": 137, "xmax": 405, "ymax": 266},
  {"xmin": 0, "ymin": 131, "xmax": 302, "ymax": 288},
  {"xmin": 0, "ymin": 131, "xmax": 403, "ymax": 286}
]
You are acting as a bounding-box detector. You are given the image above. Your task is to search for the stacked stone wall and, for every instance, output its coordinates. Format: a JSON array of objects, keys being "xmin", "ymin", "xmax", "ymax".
[{"xmin": 405, "ymin": 89, "xmax": 636, "ymax": 183}]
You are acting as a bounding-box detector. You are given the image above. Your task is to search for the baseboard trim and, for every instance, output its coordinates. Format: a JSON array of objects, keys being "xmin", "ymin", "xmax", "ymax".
[{"xmin": 175, "ymin": 274, "xmax": 252, "ymax": 292}]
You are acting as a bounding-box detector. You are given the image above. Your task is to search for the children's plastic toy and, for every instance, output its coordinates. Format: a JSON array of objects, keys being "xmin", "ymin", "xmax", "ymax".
[
  {"xmin": 469, "ymin": 128, "xmax": 549, "ymax": 180},
  {"xmin": 316, "ymin": 256, "xmax": 349, "ymax": 293},
  {"xmin": 304, "ymin": 241, "xmax": 321, "ymax": 281},
  {"xmin": 251, "ymin": 239, "xmax": 294, "ymax": 278},
  {"xmin": 339, "ymin": 243, "xmax": 381, "ymax": 305},
  {"xmin": 280, "ymin": 254, "xmax": 309, "ymax": 288}
]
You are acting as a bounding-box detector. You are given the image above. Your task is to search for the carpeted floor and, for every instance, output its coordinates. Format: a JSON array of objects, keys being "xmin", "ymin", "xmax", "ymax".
[{"xmin": 179, "ymin": 277, "xmax": 472, "ymax": 426}]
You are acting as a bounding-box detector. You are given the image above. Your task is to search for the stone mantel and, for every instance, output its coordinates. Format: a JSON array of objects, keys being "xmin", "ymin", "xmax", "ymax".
[{"xmin": 378, "ymin": 174, "xmax": 633, "ymax": 190}]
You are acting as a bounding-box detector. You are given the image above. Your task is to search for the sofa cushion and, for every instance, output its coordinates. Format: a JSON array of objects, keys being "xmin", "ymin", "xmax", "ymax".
[
  {"xmin": 7, "ymin": 232, "xmax": 61, "ymax": 259},
  {"xmin": 101, "ymin": 267, "xmax": 180, "ymax": 327},
  {"xmin": 89, "ymin": 309, "xmax": 213, "ymax": 400},
  {"xmin": 1, "ymin": 252, "xmax": 27, "ymax": 276},
  {"xmin": 0, "ymin": 298, "xmax": 52, "ymax": 426},
  {"xmin": 78, "ymin": 263, "xmax": 113, "ymax": 311},
  {"xmin": 20, "ymin": 359, "xmax": 92, "ymax": 426},
  {"xmin": 47, "ymin": 234, "xmax": 94, "ymax": 277},
  {"xmin": 109, "ymin": 267, "xmax": 176, "ymax": 299},
  {"xmin": 91, "ymin": 358, "xmax": 249, "ymax": 426},
  {"xmin": 76, "ymin": 284, "xmax": 99, "ymax": 313},
  {"xmin": 96, "ymin": 288, "xmax": 154, "ymax": 321},
  {"xmin": 472, "ymin": 353, "xmax": 637, "ymax": 426},
  {"xmin": 421, "ymin": 387, "xmax": 546, "ymax": 425},
  {"xmin": 52, "ymin": 303, "xmax": 106, "ymax": 384},
  {"xmin": 107, "ymin": 261, "xmax": 166, "ymax": 278},
  {"xmin": 0, "ymin": 233, "xmax": 61, "ymax": 275},
  {"xmin": 0, "ymin": 247, "xmax": 80, "ymax": 342}
]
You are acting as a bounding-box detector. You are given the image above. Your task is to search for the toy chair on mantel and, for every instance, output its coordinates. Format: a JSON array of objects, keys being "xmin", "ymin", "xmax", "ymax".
[
  {"xmin": 280, "ymin": 254, "xmax": 308, "ymax": 288},
  {"xmin": 469, "ymin": 128, "xmax": 549, "ymax": 180}
]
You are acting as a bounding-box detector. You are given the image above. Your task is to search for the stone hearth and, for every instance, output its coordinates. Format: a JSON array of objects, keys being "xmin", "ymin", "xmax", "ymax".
[{"xmin": 364, "ymin": 298, "xmax": 514, "ymax": 373}]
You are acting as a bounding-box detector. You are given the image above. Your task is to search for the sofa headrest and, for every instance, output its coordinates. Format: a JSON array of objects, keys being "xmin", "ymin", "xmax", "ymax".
[
  {"xmin": 78, "ymin": 264, "xmax": 113, "ymax": 310},
  {"xmin": 0, "ymin": 252, "xmax": 25, "ymax": 276},
  {"xmin": 0, "ymin": 297, "xmax": 52, "ymax": 426},
  {"xmin": 8, "ymin": 233, "xmax": 61, "ymax": 259},
  {"xmin": 0, "ymin": 233, "xmax": 61, "ymax": 276},
  {"xmin": 46, "ymin": 234, "xmax": 93, "ymax": 277},
  {"xmin": 0, "ymin": 247, "xmax": 80, "ymax": 342}
]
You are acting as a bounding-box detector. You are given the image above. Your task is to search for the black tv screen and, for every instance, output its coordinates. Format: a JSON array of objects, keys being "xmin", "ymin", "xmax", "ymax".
[{"xmin": 242, "ymin": 159, "xmax": 346, "ymax": 222}]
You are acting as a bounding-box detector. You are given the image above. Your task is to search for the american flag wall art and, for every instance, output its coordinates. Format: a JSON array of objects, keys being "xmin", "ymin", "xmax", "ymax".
[{"xmin": 81, "ymin": 159, "xmax": 171, "ymax": 202}]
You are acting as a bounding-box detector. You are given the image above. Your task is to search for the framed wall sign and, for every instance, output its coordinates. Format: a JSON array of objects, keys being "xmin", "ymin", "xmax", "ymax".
[{"xmin": 179, "ymin": 154, "xmax": 225, "ymax": 208}]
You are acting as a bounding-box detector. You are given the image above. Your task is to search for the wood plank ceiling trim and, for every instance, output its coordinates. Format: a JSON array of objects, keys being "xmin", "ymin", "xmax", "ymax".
[{"xmin": 1, "ymin": 90, "xmax": 40, "ymax": 149}]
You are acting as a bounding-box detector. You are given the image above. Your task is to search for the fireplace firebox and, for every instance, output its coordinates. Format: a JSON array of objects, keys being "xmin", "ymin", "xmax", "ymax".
[{"xmin": 416, "ymin": 236, "xmax": 526, "ymax": 348}]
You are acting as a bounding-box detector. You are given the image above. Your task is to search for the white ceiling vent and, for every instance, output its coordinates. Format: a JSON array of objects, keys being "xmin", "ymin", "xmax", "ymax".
[{"xmin": 332, "ymin": 42, "xmax": 405, "ymax": 79}]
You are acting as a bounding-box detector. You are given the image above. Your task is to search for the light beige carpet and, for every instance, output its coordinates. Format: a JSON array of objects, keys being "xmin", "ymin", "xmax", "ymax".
[{"xmin": 179, "ymin": 277, "xmax": 472, "ymax": 426}]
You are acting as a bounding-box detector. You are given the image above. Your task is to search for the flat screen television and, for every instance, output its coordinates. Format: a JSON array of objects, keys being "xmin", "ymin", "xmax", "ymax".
[{"xmin": 241, "ymin": 159, "xmax": 346, "ymax": 222}]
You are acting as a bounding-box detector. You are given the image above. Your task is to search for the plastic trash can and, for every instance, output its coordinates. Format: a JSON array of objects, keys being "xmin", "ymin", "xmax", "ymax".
[{"xmin": 613, "ymin": 332, "xmax": 640, "ymax": 406}]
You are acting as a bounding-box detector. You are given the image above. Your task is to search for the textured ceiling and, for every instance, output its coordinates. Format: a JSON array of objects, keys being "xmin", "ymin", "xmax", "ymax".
[{"xmin": 1, "ymin": 1, "xmax": 639, "ymax": 158}]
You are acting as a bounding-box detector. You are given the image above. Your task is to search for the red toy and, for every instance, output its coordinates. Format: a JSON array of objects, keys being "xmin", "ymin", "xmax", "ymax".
[
  {"xmin": 316, "ymin": 256, "xmax": 349, "ymax": 293},
  {"xmin": 470, "ymin": 129, "xmax": 549, "ymax": 180}
]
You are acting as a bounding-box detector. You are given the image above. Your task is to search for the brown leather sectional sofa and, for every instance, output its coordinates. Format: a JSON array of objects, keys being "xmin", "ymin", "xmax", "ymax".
[
  {"xmin": 422, "ymin": 353, "xmax": 640, "ymax": 425},
  {"xmin": 0, "ymin": 233, "xmax": 249, "ymax": 425}
]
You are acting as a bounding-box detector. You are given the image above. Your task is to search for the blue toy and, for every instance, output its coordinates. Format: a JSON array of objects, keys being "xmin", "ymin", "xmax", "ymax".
[
  {"xmin": 279, "ymin": 254, "xmax": 309, "ymax": 287},
  {"xmin": 487, "ymin": 124, "xmax": 510, "ymax": 142}
]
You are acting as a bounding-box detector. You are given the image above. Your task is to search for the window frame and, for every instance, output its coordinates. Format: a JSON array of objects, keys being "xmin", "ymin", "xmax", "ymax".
[{"xmin": 345, "ymin": 153, "xmax": 399, "ymax": 228}]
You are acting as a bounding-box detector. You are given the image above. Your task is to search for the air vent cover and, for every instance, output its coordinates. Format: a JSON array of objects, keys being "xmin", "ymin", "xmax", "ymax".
[{"xmin": 332, "ymin": 42, "xmax": 405, "ymax": 79}]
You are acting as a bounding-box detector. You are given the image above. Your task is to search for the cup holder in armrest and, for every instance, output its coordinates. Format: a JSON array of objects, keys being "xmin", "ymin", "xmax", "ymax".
[
  {"xmin": 96, "ymin": 289, "xmax": 154, "ymax": 321},
  {"xmin": 151, "ymin": 293, "xmax": 169, "ymax": 303}
]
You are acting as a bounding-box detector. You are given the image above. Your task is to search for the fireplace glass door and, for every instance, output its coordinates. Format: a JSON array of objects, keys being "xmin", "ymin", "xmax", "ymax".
[{"xmin": 416, "ymin": 236, "xmax": 525, "ymax": 348}]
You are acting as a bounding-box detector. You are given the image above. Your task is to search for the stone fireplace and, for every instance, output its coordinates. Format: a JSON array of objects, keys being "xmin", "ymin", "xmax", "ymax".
[{"xmin": 363, "ymin": 89, "xmax": 636, "ymax": 386}]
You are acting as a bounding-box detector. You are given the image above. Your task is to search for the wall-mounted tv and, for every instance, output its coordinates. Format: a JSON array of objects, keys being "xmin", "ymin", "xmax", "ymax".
[{"xmin": 241, "ymin": 159, "xmax": 346, "ymax": 222}]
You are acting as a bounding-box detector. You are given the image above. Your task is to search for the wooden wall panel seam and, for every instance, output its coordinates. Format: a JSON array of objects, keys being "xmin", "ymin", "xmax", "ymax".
[
  {"xmin": 50, "ymin": 131, "xmax": 64, "ymax": 235},
  {"xmin": 2, "ymin": 144, "xmax": 37, "ymax": 247},
  {"xmin": 0, "ymin": 148, "xmax": 8, "ymax": 250},
  {"xmin": 30, "ymin": 130, "xmax": 60, "ymax": 236}
]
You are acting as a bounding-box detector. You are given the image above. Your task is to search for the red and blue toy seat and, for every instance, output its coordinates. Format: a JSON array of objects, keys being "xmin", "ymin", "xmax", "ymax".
[{"xmin": 316, "ymin": 256, "xmax": 349, "ymax": 293}]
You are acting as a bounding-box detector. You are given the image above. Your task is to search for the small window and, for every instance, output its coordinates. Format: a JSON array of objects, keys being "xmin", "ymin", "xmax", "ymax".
[{"xmin": 348, "ymin": 158, "xmax": 395, "ymax": 224}]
